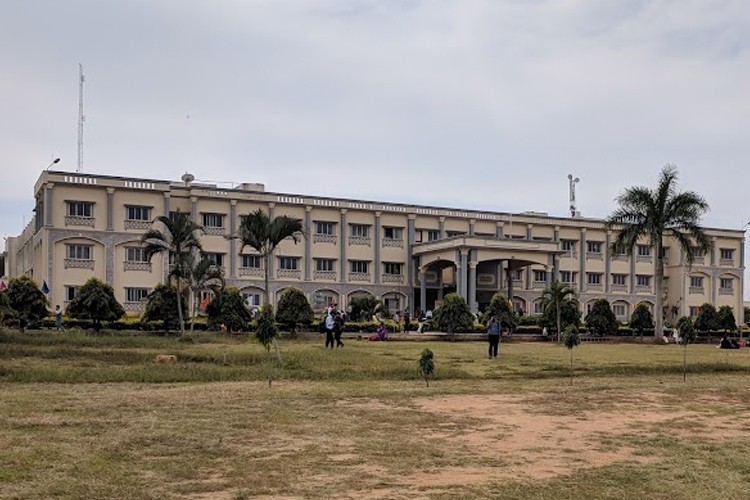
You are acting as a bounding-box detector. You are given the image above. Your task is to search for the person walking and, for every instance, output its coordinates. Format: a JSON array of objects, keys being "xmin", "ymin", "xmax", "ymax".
[
  {"xmin": 324, "ymin": 310, "xmax": 335, "ymax": 349},
  {"xmin": 487, "ymin": 315, "xmax": 500, "ymax": 359},
  {"xmin": 333, "ymin": 311, "xmax": 344, "ymax": 348},
  {"xmin": 54, "ymin": 305, "xmax": 63, "ymax": 331}
]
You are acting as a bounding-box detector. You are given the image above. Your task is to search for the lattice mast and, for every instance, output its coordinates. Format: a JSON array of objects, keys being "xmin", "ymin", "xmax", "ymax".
[{"xmin": 77, "ymin": 63, "xmax": 85, "ymax": 172}]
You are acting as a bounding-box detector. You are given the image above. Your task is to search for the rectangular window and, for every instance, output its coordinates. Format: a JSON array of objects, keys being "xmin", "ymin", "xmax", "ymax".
[
  {"xmin": 315, "ymin": 259, "xmax": 335, "ymax": 272},
  {"xmin": 350, "ymin": 260, "xmax": 369, "ymax": 274},
  {"xmin": 384, "ymin": 262, "xmax": 402, "ymax": 275},
  {"xmin": 125, "ymin": 287, "xmax": 149, "ymax": 303},
  {"xmin": 587, "ymin": 273, "xmax": 602, "ymax": 285},
  {"xmin": 636, "ymin": 275, "xmax": 651, "ymax": 286},
  {"xmin": 315, "ymin": 221, "xmax": 335, "ymax": 235},
  {"xmin": 533, "ymin": 270, "xmax": 547, "ymax": 282},
  {"xmin": 414, "ymin": 230, "xmax": 423, "ymax": 243},
  {"xmin": 613, "ymin": 304, "xmax": 626, "ymax": 316},
  {"xmin": 350, "ymin": 224, "xmax": 369, "ymax": 238},
  {"xmin": 126, "ymin": 247, "xmax": 148, "ymax": 262},
  {"xmin": 384, "ymin": 227, "xmax": 403, "ymax": 240},
  {"xmin": 64, "ymin": 285, "xmax": 78, "ymax": 302},
  {"xmin": 720, "ymin": 278, "xmax": 733, "ymax": 289},
  {"xmin": 612, "ymin": 274, "xmax": 627, "ymax": 285},
  {"xmin": 690, "ymin": 276, "xmax": 704, "ymax": 287},
  {"xmin": 691, "ymin": 247, "xmax": 705, "ymax": 259},
  {"xmin": 560, "ymin": 271, "xmax": 576, "ymax": 283},
  {"xmin": 689, "ymin": 306, "xmax": 700, "ymax": 317},
  {"xmin": 205, "ymin": 253, "xmax": 224, "ymax": 267},
  {"xmin": 427, "ymin": 230, "xmax": 440, "ymax": 242},
  {"xmin": 720, "ymin": 248, "xmax": 734, "ymax": 260},
  {"xmin": 245, "ymin": 293, "xmax": 261, "ymax": 307},
  {"xmin": 66, "ymin": 244, "xmax": 92, "ymax": 260},
  {"xmin": 241, "ymin": 255, "xmax": 261, "ymax": 268},
  {"xmin": 279, "ymin": 257, "xmax": 299, "ymax": 270},
  {"xmin": 587, "ymin": 241, "xmax": 602, "ymax": 253},
  {"xmin": 562, "ymin": 240, "xmax": 576, "ymax": 252},
  {"xmin": 446, "ymin": 230, "xmax": 466, "ymax": 237},
  {"xmin": 126, "ymin": 205, "xmax": 151, "ymax": 221},
  {"xmin": 637, "ymin": 245, "xmax": 651, "ymax": 256},
  {"xmin": 202, "ymin": 213, "xmax": 224, "ymax": 228},
  {"xmin": 66, "ymin": 201, "xmax": 93, "ymax": 217}
]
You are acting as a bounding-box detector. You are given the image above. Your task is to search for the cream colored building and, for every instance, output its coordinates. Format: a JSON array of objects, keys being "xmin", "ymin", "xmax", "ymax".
[{"xmin": 5, "ymin": 170, "xmax": 746, "ymax": 325}]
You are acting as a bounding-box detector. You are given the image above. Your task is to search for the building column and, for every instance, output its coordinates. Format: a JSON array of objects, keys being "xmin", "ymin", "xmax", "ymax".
[
  {"xmin": 605, "ymin": 230, "xmax": 612, "ymax": 293},
  {"xmin": 468, "ymin": 261, "xmax": 477, "ymax": 312},
  {"xmin": 507, "ymin": 259, "xmax": 515, "ymax": 305},
  {"xmin": 496, "ymin": 221, "xmax": 504, "ymax": 239},
  {"xmin": 267, "ymin": 202, "xmax": 275, "ymax": 286},
  {"xmin": 469, "ymin": 219, "xmax": 476, "ymax": 236},
  {"xmin": 439, "ymin": 216, "xmax": 446, "ymax": 239},
  {"xmin": 304, "ymin": 206, "xmax": 312, "ymax": 281},
  {"xmin": 526, "ymin": 223, "xmax": 533, "ymax": 240},
  {"xmin": 45, "ymin": 183, "xmax": 54, "ymax": 227},
  {"xmin": 340, "ymin": 209, "xmax": 347, "ymax": 283},
  {"xmin": 407, "ymin": 214, "xmax": 416, "ymax": 312},
  {"xmin": 190, "ymin": 196, "xmax": 198, "ymax": 224},
  {"xmin": 580, "ymin": 228, "xmax": 587, "ymax": 293},
  {"xmin": 164, "ymin": 193, "xmax": 170, "ymax": 216},
  {"xmin": 419, "ymin": 266, "xmax": 427, "ymax": 312},
  {"xmin": 230, "ymin": 200, "xmax": 237, "ymax": 279},
  {"xmin": 106, "ymin": 188, "xmax": 115, "ymax": 231},
  {"xmin": 374, "ymin": 211, "xmax": 381, "ymax": 284},
  {"xmin": 526, "ymin": 266, "xmax": 532, "ymax": 291},
  {"xmin": 630, "ymin": 243, "xmax": 637, "ymax": 296},
  {"xmin": 496, "ymin": 261, "xmax": 503, "ymax": 292}
]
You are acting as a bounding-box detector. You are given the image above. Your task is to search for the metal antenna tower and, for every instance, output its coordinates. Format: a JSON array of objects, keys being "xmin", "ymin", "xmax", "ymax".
[
  {"xmin": 77, "ymin": 63, "xmax": 85, "ymax": 172},
  {"xmin": 568, "ymin": 173, "xmax": 580, "ymax": 217}
]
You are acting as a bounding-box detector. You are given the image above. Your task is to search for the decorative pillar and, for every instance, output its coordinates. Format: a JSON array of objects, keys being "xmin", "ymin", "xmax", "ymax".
[
  {"xmin": 304, "ymin": 206, "xmax": 312, "ymax": 281},
  {"xmin": 374, "ymin": 211, "xmax": 381, "ymax": 284},
  {"xmin": 230, "ymin": 200, "xmax": 238, "ymax": 278},
  {"xmin": 439, "ymin": 216, "xmax": 446, "ymax": 239},
  {"xmin": 526, "ymin": 223, "xmax": 532, "ymax": 240},
  {"xmin": 190, "ymin": 196, "xmax": 198, "ymax": 223},
  {"xmin": 496, "ymin": 221, "xmax": 504, "ymax": 239},
  {"xmin": 469, "ymin": 219, "xmax": 476, "ymax": 236},
  {"xmin": 267, "ymin": 202, "xmax": 275, "ymax": 284},
  {"xmin": 468, "ymin": 260, "xmax": 477, "ymax": 312},
  {"xmin": 45, "ymin": 183, "xmax": 54, "ymax": 227},
  {"xmin": 459, "ymin": 249, "xmax": 468, "ymax": 300},
  {"xmin": 407, "ymin": 214, "xmax": 416, "ymax": 312},
  {"xmin": 605, "ymin": 230, "xmax": 612, "ymax": 293},
  {"xmin": 340, "ymin": 209, "xmax": 347, "ymax": 282},
  {"xmin": 106, "ymin": 188, "xmax": 114, "ymax": 231},
  {"xmin": 507, "ymin": 259, "xmax": 514, "ymax": 306},
  {"xmin": 525, "ymin": 266, "xmax": 532, "ymax": 291},
  {"xmin": 163, "ymin": 193, "xmax": 170, "ymax": 216},
  {"xmin": 419, "ymin": 266, "xmax": 427, "ymax": 312},
  {"xmin": 630, "ymin": 242, "xmax": 637, "ymax": 295},
  {"xmin": 580, "ymin": 228, "xmax": 587, "ymax": 293}
]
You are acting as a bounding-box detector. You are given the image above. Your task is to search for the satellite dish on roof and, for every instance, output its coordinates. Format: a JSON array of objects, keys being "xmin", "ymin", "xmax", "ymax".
[{"xmin": 181, "ymin": 172, "xmax": 195, "ymax": 185}]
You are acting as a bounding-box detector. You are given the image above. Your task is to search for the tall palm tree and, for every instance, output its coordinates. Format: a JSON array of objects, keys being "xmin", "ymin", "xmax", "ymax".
[
  {"xmin": 184, "ymin": 251, "xmax": 225, "ymax": 333},
  {"xmin": 540, "ymin": 280, "xmax": 577, "ymax": 342},
  {"xmin": 235, "ymin": 209, "xmax": 304, "ymax": 306},
  {"xmin": 234, "ymin": 209, "xmax": 303, "ymax": 364},
  {"xmin": 606, "ymin": 165, "xmax": 711, "ymax": 338},
  {"xmin": 141, "ymin": 211, "xmax": 204, "ymax": 336}
]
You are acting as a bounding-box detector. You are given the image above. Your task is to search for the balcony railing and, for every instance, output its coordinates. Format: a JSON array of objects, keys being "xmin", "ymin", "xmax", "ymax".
[
  {"xmin": 239, "ymin": 267, "xmax": 263, "ymax": 277},
  {"xmin": 349, "ymin": 272, "xmax": 371, "ymax": 282},
  {"xmin": 348, "ymin": 236, "xmax": 371, "ymax": 246},
  {"xmin": 689, "ymin": 286, "xmax": 705, "ymax": 295},
  {"xmin": 123, "ymin": 301, "xmax": 147, "ymax": 311},
  {"xmin": 611, "ymin": 283, "xmax": 628, "ymax": 293},
  {"xmin": 532, "ymin": 280, "xmax": 547, "ymax": 289},
  {"xmin": 562, "ymin": 250, "xmax": 578, "ymax": 259},
  {"xmin": 124, "ymin": 261, "xmax": 152, "ymax": 272},
  {"xmin": 203, "ymin": 226, "xmax": 225, "ymax": 236},
  {"xmin": 124, "ymin": 219, "xmax": 151, "ymax": 230},
  {"xmin": 512, "ymin": 278, "xmax": 522, "ymax": 288},
  {"xmin": 691, "ymin": 256, "xmax": 705, "ymax": 265},
  {"xmin": 313, "ymin": 233, "xmax": 337, "ymax": 244},
  {"xmin": 382, "ymin": 274, "xmax": 404, "ymax": 283},
  {"xmin": 586, "ymin": 251, "xmax": 603, "ymax": 261},
  {"xmin": 587, "ymin": 283, "xmax": 603, "ymax": 291},
  {"xmin": 636, "ymin": 255, "xmax": 652, "ymax": 263},
  {"xmin": 720, "ymin": 258, "xmax": 734, "ymax": 266},
  {"xmin": 612, "ymin": 254, "xmax": 628, "ymax": 261},
  {"xmin": 277, "ymin": 269, "xmax": 301, "ymax": 279},
  {"xmin": 383, "ymin": 238, "xmax": 404, "ymax": 248},
  {"xmin": 635, "ymin": 285, "xmax": 652, "ymax": 294},
  {"xmin": 719, "ymin": 287, "xmax": 734, "ymax": 296},
  {"xmin": 314, "ymin": 270, "xmax": 337, "ymax": 280},
  {"xmin": 64, "ymin": 258, "xmax": 94, "ymax": 270},
  {"xmin": 65, "ymin": 216, "xmax": 95, "ymax": 227}
]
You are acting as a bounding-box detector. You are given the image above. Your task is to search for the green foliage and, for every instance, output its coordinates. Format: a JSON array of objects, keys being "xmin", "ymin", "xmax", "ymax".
[
  {"xmin": 629, "ymin": 303, "xmax": 654, "ymax": 335},
  {"xmin": 65, "ymin": 278, "xmax": 125, "ymax": 332},
  {"xmin": 275, "ymin": 287, "xmax": 314, "ymax": 333},
  {"xmin": 183, "ymin": 251, "xmax": 225, "ymax": 333},
  {"xmin": 481, "ymin": 293, "xmax": 517, "ymax": 328},
  {"xmin": 418, "ymin": 348, "xmax": 435, "ymax": 386},
  {"xmin": 562, "ymin": 325, "xmax": 580, "ymax": 349},
  {"xmin": 0, "ymin": 290, "xmax": 12, "ymax": 326},
  {"xmin": 539, "ymin": 280, "xmax": 579, "ymax": 341},
  {"xmin": 744, "ymin": 307, "xmax": 750, "ymax": 327},
  {"xmin": 255, "ymin": 304, "xmax": 278, "ymax": 351},
  {"xmin": 584, "ymin": 299, "xmax": 618, "ymax": 336},
  {"xmin": 5, "ymin": 275, "xmax": 48, "ymax": 332},
  {"xmin": 142, "ymin": 284, "xmax": 187, "ymax": 332},
  {"xmin": 676, "ymin": 316, "xmax": 697, "ymax": 344},
  {"xmin": 694, "ymin": 303, "xmax": 719, "ymax": 333},
  {"xmin": 432, "ymin": 293, "xmax": 474, "ymax": 334},
  {"xmin": 348, "ymin": 295, "xmax": 382, "ymax": 322},
  {"xmin": 717, "ymin": 306, "xmax": 737, "ymax": 333},
  {"xmin": 205, "ymin": 287, "xmax": 252, "ymax": 332}
]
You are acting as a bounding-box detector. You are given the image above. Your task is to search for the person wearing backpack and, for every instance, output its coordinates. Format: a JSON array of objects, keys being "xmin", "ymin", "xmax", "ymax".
[{"xmin": 487, "ymin": 315, "xmax": 501, "ymax": 359}]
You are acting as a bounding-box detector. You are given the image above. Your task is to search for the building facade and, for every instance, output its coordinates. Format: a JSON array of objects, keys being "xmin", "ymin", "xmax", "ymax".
[{"xmin": 5, "ymin": 170, "xmax": 746, "ymax": 325}]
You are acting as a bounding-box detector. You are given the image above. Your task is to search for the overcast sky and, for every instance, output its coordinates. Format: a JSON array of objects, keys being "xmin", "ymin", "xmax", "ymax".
[{"xmin": 2, "ymin": 1, "xmax": 749, "ymax": 293}]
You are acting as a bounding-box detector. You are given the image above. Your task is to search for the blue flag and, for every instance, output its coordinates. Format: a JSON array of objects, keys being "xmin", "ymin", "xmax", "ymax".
[{"xmin": 41, "ymin": 281, "xmax": 50, "ymax": 294}]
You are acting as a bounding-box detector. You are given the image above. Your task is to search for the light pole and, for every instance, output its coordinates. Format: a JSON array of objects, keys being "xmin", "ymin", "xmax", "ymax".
[{"xmin": 46, "ymin": 158, "xmax": 60, "ymax": 170}]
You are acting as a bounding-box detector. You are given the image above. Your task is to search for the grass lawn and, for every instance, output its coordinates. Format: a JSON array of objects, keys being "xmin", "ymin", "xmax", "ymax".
[{"xmin": 2, "ymin": 330, "xmax": 750, "ymax": 499}]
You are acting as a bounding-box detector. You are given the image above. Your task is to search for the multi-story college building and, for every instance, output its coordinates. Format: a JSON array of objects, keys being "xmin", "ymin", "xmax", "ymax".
[{"xmin": 5, "ymin": 170, "xmax": 746, "ymax": 325}]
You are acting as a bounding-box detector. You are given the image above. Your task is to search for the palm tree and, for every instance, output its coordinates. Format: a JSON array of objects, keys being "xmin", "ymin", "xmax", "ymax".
[
  {"xmin": 184, "ymin": 251, "xmax": 225, "ymax": 333},
  {"xmin": 141, "ymin": 211, "xmax": 204, "ymax": 336},
  {"xmin": 606, "ymin": 165, "xmax": 711, "ymax": 338},
  {"xmin": 234, "ymin": 209, "xmax": 303, "ymax": 363},
  {"xmin": 540, "ymin": 280, "xmax": 577, "ymax": 342},
  {"xmin": 235, "ymin": 209, "xmax": 303, "ymax": 306}
]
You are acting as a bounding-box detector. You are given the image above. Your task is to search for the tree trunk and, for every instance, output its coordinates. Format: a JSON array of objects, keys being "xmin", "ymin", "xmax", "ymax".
[
  {"xmin": 176, "ymin": 276, "xmax": 185, "ymax": 336},
  {"xmin": 569, "ymin": 350, "xmax": 574, "ymax": 386},
  {"xmin": 265, "ymin": 253, "xmax": 283, "ymax": 366},
  {"xmin": 556, "ymin": 300, "xmax": 561, "ymax": 343},
  {"xmin": 190, "ymin": 291, "xmax": 196, "ymax": 334},
  {"xmin": 654, "ymin": 243, "xmax": 665, "ymax": 338}
]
